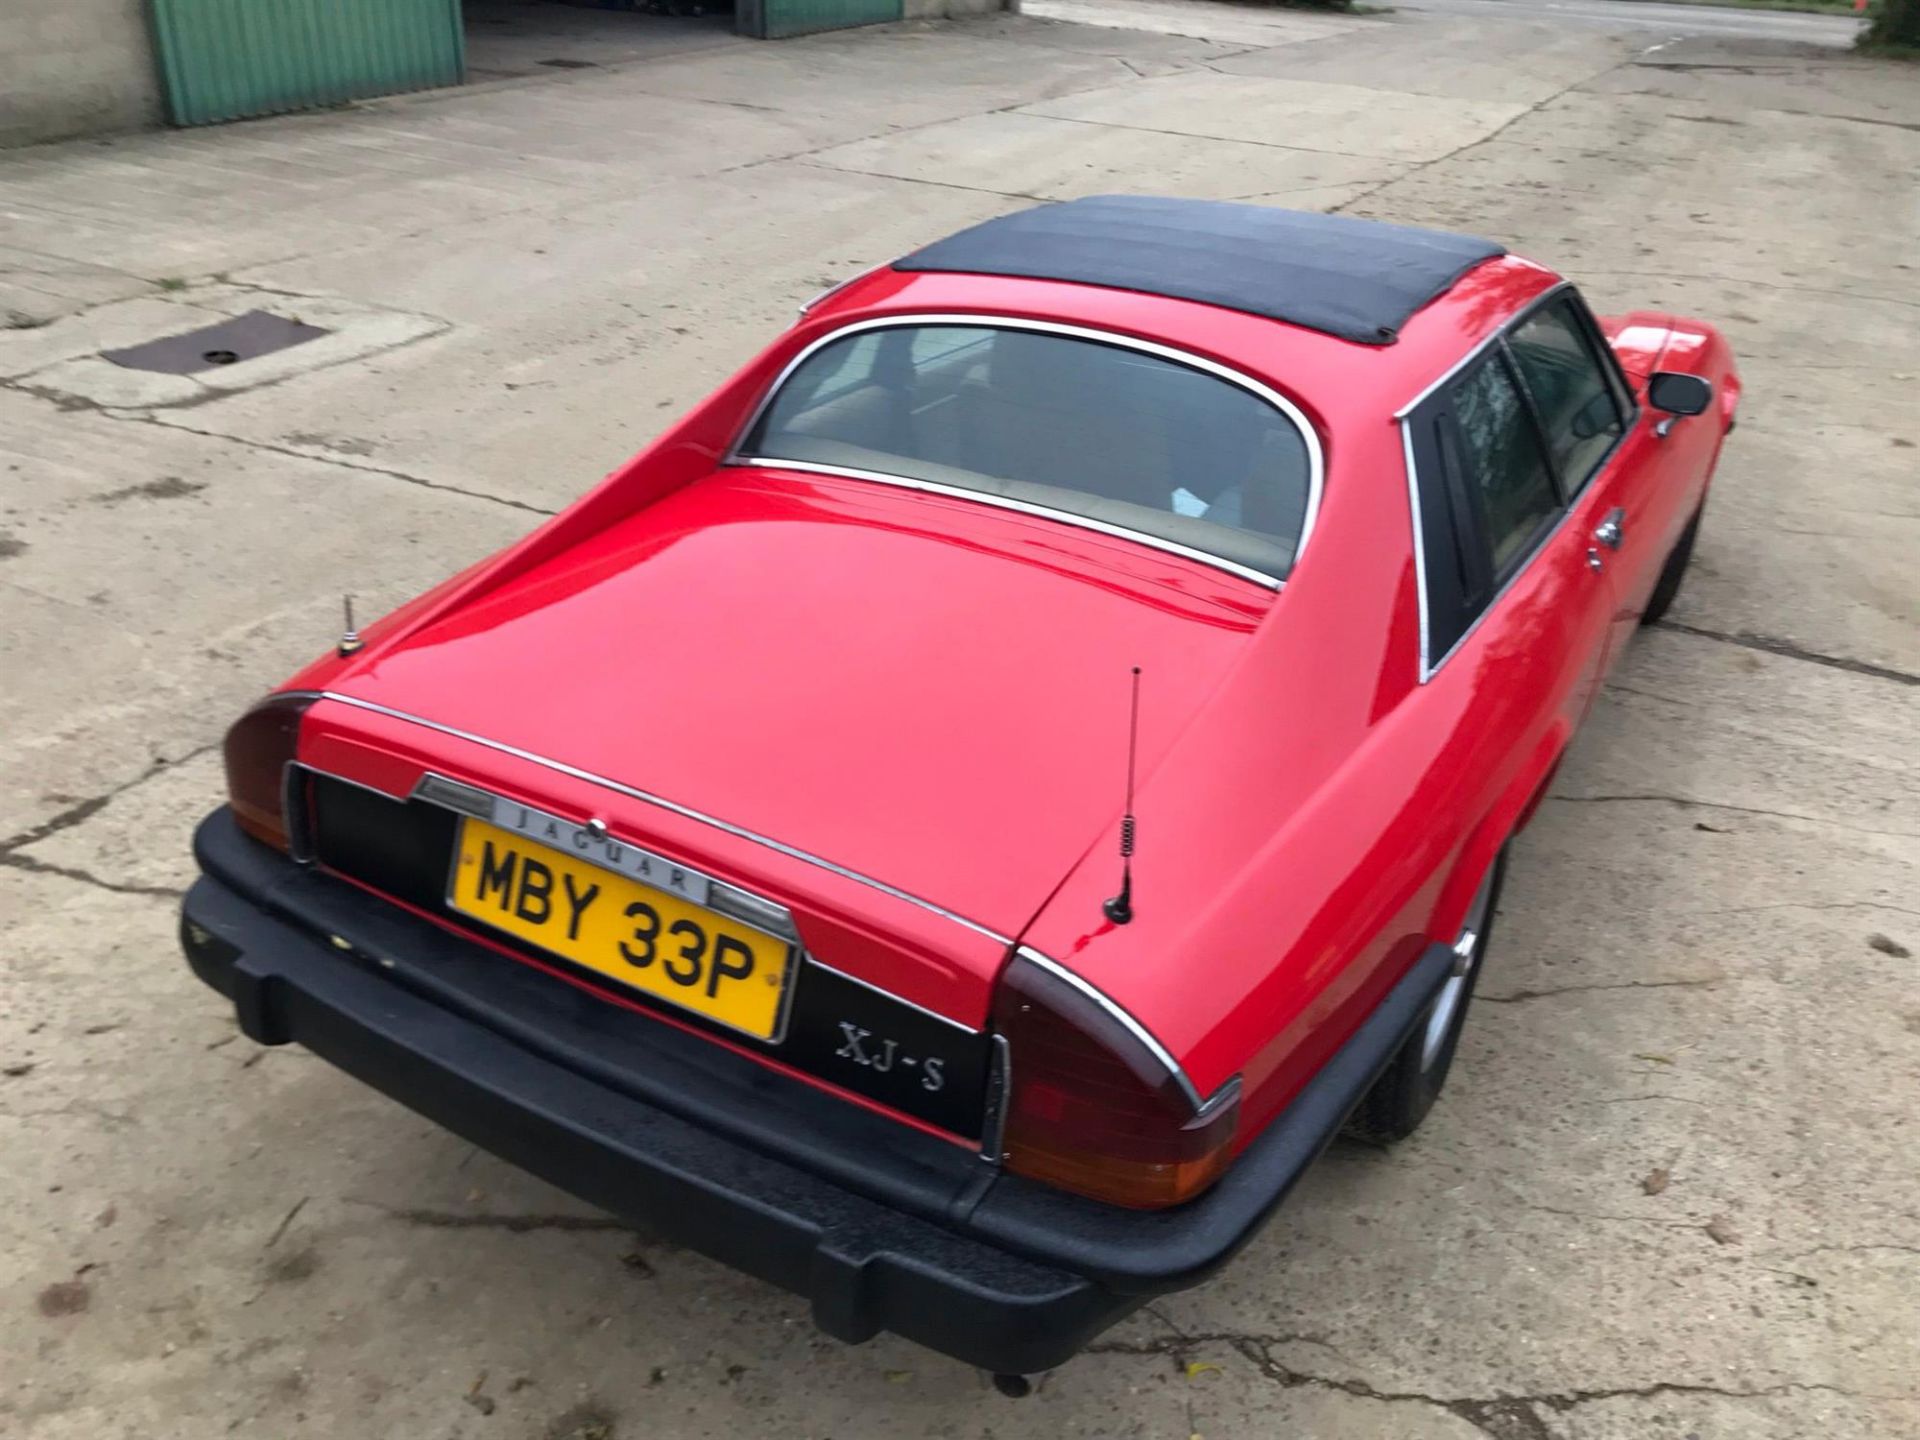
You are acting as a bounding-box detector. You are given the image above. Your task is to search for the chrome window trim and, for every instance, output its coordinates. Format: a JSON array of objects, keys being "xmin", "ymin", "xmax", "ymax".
[
  {"xmin": 1411, "ymin": 494, "xmax": 1587, "ymax": 683},
  {"xmin": 1393, "ymin": 280, "xmax": 1573, "ymax": 422},
  {"xmin": 794, "ymin": 265, "xmax": 877, "ymax": 318},
  {"xmin": 733, "ymin": 457, "xmax": 1288, "ymax": 591},
  {"xmin": 313, "ymin": 691, "xmax": 1015, "ymax": 950},
  {"xmin": 1399, "ymin": 419, "xmax": 1432, "ymax": 686},
  {"xmin": 727, "ymin": 311, "xmax": 1329, "ymax": 590},
  {"xmin": 1015, "ymin": 944, "xmax": 1213, "ymax": 1113},
  {"xmin": 1400, "ymin": 283, "xmax": 1643, "ymax": 683}
]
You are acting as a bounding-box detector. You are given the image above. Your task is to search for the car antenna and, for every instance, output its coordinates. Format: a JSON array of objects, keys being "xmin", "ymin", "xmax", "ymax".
[
  {"xmin": 1102, "ymin": 666, "xmax": 1142, "ymax": 926},
  {"xmin": 337, "ymin": 594, "xmax": 364, "ymax": 658}
]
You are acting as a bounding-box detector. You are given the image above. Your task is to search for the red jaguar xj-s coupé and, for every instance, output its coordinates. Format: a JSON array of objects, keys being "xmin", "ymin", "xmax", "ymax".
[{"xmin": 183, "ymin": 197, "xmax": 1738, "ymax": 1378}]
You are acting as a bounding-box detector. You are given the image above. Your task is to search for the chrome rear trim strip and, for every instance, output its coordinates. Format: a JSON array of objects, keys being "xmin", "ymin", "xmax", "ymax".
[
  {"xmin": 804, "ymin": 956, "xmax": 981, "ymax": 1036},
  {"xmin": 315, "ymin": 691, "xmax": 1014, "ymax": 949},
  {"xmin": 980, "ymin": 1033, "xmax": 1011, "ymax": 1164},
  {"xmin": 1015, "ymin": 944, "xmax": 1207, "ymax": 1112}
]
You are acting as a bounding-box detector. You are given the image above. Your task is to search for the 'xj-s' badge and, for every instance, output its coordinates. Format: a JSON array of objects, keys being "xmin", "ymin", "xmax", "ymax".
[{"xmin": 836, "ymin": 1021, "xmax": 945, "ymax": 1092}]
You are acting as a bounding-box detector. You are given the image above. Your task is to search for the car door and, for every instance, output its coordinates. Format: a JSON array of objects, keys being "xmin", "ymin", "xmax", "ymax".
[
  {"xmin": 1502, "ymin": 293, "xmax": 1648, "ymax": 669},
  {"xmin": 1404, "ymin": 322, "xmax": 1621, "ymax": 732}
]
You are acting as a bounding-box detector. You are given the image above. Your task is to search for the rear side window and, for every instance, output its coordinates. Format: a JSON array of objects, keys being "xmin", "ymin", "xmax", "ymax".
[
  {"xmin": 740, "ymin": 323, "xmax": 1316, "ymax": 580},
  {"xmin": 1406, "ymin": 294, "xmax": 1616, "ymax": 670},
  {"xmin": 1446, "ymin": 354, "xmax": 1560, "ymax": 576},
  {"xmin": 1505, "ymin": 298, "xmax": 1624, "ymax": 493}
]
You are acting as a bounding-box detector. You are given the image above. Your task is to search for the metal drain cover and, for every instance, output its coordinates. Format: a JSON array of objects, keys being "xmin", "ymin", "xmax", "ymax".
[{"xmin": 102, "ymin": 310, "xmax": 330, "ymax": 375}]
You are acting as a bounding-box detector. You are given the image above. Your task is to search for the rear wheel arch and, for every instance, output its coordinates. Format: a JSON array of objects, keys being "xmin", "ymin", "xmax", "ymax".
[{"xmin": 1428, "ymin": 723, "xmax": 1564, "ymax": 943}]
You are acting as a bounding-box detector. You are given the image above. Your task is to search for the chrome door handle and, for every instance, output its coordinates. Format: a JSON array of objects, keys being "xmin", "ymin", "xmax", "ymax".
[{"xmin": 1593, "ymin": 508, "xmax": 1626, "ymax": 549}]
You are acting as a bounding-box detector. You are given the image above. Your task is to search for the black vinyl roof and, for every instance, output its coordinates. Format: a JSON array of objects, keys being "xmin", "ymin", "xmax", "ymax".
[{"xmin": 894, "ymin": 196, "xmax": 1505, "ymax": 346}]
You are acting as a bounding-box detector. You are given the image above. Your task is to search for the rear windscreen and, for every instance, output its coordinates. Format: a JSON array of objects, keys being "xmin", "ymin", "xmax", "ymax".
[{"xmin": 741, "ymin": 324, "xmax": 1316, "ymax": 580}]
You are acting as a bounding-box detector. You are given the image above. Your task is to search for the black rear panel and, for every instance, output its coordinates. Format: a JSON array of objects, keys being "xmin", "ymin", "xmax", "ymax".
[{"xmin": 304, "ymin": 773, "xmax": 993, "ymax": 1139}]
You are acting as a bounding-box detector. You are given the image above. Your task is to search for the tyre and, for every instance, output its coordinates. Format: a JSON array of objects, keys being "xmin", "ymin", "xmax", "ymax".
[
  {"xmin": 1346, "ymin": 850, "xmax": 1506, "ymax": 1143},
  {"xmin": 1640, "ymin": 507, "xmax": 1701, "ymax": 627}
]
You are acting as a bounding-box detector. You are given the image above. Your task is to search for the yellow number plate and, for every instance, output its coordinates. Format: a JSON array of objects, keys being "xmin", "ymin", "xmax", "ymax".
[{"xmin": 448, "ymin": 817, "xmax": 792, "ymax": 1040}]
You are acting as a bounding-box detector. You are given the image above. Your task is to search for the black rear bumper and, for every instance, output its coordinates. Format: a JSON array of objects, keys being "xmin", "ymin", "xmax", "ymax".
[{"xmin": 182, "ymin": 808, "xmax": 1452, "ymax": 1374}]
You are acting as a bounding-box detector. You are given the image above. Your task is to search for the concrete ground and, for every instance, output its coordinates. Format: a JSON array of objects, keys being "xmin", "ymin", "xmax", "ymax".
[{"xmin": 2, "ymin": 1, "xmax": 1916, "ymax": 1436}]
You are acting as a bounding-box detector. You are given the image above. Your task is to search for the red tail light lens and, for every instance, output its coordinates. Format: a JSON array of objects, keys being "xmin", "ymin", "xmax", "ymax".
[
  {"xmin": 991, "ymin": 952, "xmax": 1239, "ymax": 1210},
  {"xmin": 223, "ymin": 693, "xmax": 315, "ymax": 851}
]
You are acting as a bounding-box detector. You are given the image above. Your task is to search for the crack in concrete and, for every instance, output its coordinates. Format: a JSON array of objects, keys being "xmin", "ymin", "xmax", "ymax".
[
  {"xmin": 1, "ymin": 1098, "xmax": 141, "ymax": 1130},
  {"xmin": 1602, "ymin": 680, "xmax": 1695, "ymax": 705},
  {"xmin": 1478, "ymin": 976, "xmax": 1719, "ymax": 1004},
  {"xmin": 1567, "ymin": 269, "xmax": 1920, "ymax": 312},
  {"xmin": 1321, "ymin": 40, "xmax": 1645, "ymax": 221},
  {"xmin": 1023, "ymin": 107, "xmax": 1380, "ymax": 159},
  {"xmin": 1776, "ymin": 1241, "xmax": 1920, "ymax": 1265},
  {"xmin": 0, "ymin": 745, "xmax": 214, "ymax": 899},
  {"xmin": 710, "ymin": 43, "xmax": 1228, "ymax": 180},
  {"xmin": 1, "ymin": 365, "xmax": 551, "ymax": 517},
  {"xmin": 1652, "ymin": 620, "xmax": 1920, "ymax": 687},
  {"xmin": 0, "ymin": 744, "xmax": 215, "ymax": 856},
  {"xmin": 1087, "ymin": 1324, "xmax": 1905, "ymax": 1433},
  {"xmin": 1518, "ymin": 1199, "xmax": 1720, "ymax": 1235},
  {"xmin": 265, "ymin": 1196, "xmax": 310, "ymax": 1249},
  {"xmin": 793, "ymin": 158, "xmax": 1048, "ymax": 205},
  {"xmin": 1546, "ymin": 793, "xmax": 1917, "ymax": 839},
  {"xmin": 132, "ymin": 412, "xmax": 558, "ymax": 518},
  {"xmin": 351, "ymin": 1199, "xmax": 636, "ymax": 1234},
  {"xmin": 1685, "ymin": 99, "xmax": 1920, "ymax": 136},
  {"xmin": 0, "ymin": 849, "xmax": 186, "ymax": 899},
  {"xmin": 1680, "ymin": 899, "xmax": 1920, "ymax": 921},
  {"xmin": 1583, "ymin": 1092, "xmax": 1711, "ymax": 1108}
]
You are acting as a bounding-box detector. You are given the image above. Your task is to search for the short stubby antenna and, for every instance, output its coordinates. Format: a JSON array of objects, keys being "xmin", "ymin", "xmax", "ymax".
[
  {"xmin": 338, "ymin": 594, "xmax": 364, "ymax": 658},
  {"xmin": 1102, "ymin": 666, "xmax": 1142, "ymax": 926}
]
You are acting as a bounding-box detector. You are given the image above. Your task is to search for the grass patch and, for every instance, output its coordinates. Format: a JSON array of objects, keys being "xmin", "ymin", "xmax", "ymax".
[{"xmin": 1858, "ymin": 0, "xmax": 1920, "ymax": 48}]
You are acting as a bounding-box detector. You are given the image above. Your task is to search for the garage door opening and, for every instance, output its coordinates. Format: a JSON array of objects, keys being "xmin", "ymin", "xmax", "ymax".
[{"xmin": 463, "ymin": 0, "xmax": 743, "ymax": 80}]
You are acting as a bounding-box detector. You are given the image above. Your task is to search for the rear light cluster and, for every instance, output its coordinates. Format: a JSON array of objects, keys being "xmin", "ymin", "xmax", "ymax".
[
  {"xmin": 991, "ymin": 952, "xmax": 1239, "ymax": 1210},
  {"xmin": 223, "ymin": 692, "xmax": 316, "ymax": 851}
]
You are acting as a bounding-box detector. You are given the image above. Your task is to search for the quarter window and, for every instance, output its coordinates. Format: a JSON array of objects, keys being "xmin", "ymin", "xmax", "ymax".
[
  {"xmin": 1446, "ymin": 354, "xmax": 1561, "ymax": 577},
  {"xmin": 1505, "ymin": 298, "xmax": 1624, "ymax": 494}
]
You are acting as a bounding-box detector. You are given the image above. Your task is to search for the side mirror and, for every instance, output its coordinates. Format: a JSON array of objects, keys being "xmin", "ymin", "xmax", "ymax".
[{"xmin": 1648, "ymin": 371, "xmax": 1712, "ymax": 418}]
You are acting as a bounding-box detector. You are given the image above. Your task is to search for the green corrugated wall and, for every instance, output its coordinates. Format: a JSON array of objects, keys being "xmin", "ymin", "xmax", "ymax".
[
  {"xmin": 150, "ymin": 0, "xmax": 466, "ymax": 127},
  {"xmin": 741, "ymin": 0, "xmax": 903, "ymax": 39}
]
